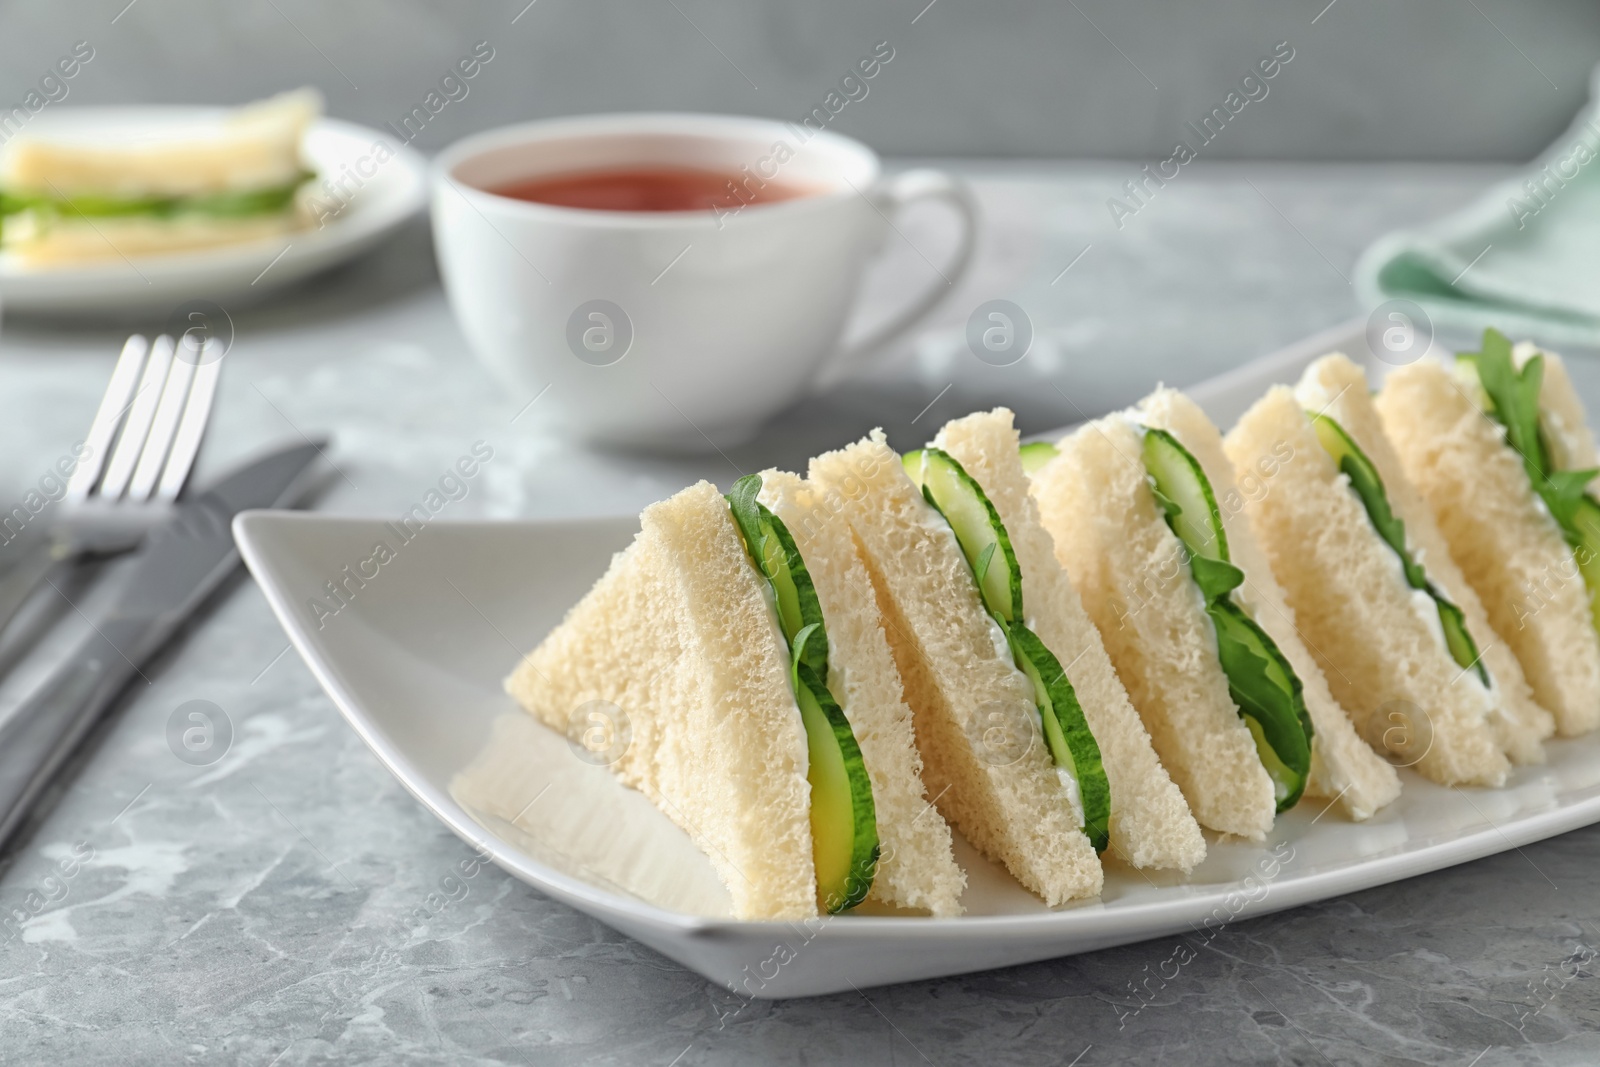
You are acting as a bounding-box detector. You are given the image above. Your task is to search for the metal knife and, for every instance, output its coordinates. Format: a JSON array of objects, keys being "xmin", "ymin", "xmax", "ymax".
[{"xmin": 0, "ymin": 438, "xmax": 325, "ymax": 851}]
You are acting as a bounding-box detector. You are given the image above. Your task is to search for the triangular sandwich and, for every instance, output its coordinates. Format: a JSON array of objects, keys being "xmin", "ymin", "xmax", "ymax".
[
  {"xmin": 1225, "ymin": 354, "xmax": 1538, "ymax": 785},
  {"xmin": 1377, "ymin": 329, "xmax": 1600, "ymax": 739},
  {"xmin": 506, "ymin": 476, "xmax": 965, "ymax": 919}
]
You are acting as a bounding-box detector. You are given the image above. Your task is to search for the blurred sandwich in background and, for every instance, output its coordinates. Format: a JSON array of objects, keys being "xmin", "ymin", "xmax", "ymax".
[{"xmin": 0, "ymin": 88, "xmax": 320, "ymax": 265}]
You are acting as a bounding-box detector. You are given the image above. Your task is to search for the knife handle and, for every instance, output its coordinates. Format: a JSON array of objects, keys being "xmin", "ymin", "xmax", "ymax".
[
  {"xmin": 0, "ymin": 615, "xmax": 148, "ymax": 851},
  {"xmin": 0, "ymin": 535, "xmax": 68, "ymax": 640}
]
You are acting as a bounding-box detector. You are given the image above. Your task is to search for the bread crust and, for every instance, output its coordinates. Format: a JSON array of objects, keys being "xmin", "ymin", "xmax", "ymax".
[
  {"xmin": 941, "ymin": 409, "xmax": 1206, "ymax": 869},
  {"xmin": 507, "ymin": 481, "xmax": 817, "ymax": 919},
  {"xmin": 1038, "ymin": 411, "xmax": 1277, "ymax": 838},
  {"xmin": 761, "ymin": 469, "xmax": 967, "ymax": 916},
  {"xmin": 1226, "ymin": 380, "xmax": 1510, "ymax": 786},
  {"xmin": 1378, "ymin": 355, "xmax": 1600, "ymax": 737},
  {"xmin": 811, "ymin": 432, "xmax": 1104, "ymax": 906},
  {"xmin": 1139, "ymin": 386, "xmax": 1403, "ymax": 820}
]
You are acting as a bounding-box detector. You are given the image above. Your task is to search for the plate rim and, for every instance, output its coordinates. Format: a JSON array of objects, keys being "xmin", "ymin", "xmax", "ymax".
[
  {"xmin": 232, "ymin": 320, "xmax": 1600, "ymax": 989},
  {"xmin": 234, "ymin": 505, "xmax": 1600, "ymax": 940},
  {"xmin": 0, "ymin": 113, "xmax": 428, "ymax": 305}
]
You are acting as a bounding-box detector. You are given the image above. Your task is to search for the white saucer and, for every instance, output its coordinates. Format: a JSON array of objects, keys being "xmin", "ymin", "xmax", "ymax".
[
  {"xmin": 0, "ymin": 111, "xmax": 427, "ymax": 316},
  {"xmin": 234, "ymin": 320, "xmax": 1600, "ymax": 997}
]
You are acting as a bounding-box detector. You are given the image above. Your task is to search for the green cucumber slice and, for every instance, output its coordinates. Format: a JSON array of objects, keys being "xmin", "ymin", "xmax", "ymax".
[
  {"xmin": 792, "ymin": 625, "xmax": 879, "ymax": 913},
  {"xmin": 903, "ymin": 448, "xmax": 1023, "ymax": 624},
  {"xmin": 1142, "ymin": 428, "xmax": 1229, "ymax": 563},
  {"xmin": 0, "ymin": 171, "xmax": 316, "ymax": 221},
  {"xmin": 1308, "ymin": 412, "xmax": 1490, "ymax": 686},
  {"xmin": 1018, "ymin": 441, "xmax": 1059, "ymax": 474},
  {"xmin": 901, "ymin": 449, "xmax": 922, "ymax": 477},
  {"xmin": 726, "ymin": 476, "xmax": 877, "ymax": 911},
  {"xmin": 1459, "ymin": 329, "xmax": 1600, "ymax": 634},
  {"xmin": 905, "ymin": 446, "xmax": 1112, "ymax": 851},
  {"xmin": 1005, "ymin": 622, "xmax": 1110, "ymax": 851},
  {"xmin": 1139, "ymin": 425, "xmax": 1313, "ymax": 811},
  {"xmin": 726, "ymin": 475, "xmax": 828, "ymax": 675}
]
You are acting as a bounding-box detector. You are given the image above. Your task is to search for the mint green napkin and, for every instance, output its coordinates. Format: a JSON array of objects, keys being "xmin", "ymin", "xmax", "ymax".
[{"xmin": 1355, "ymin": 65, "xmax": 1600, "ymax": 348}]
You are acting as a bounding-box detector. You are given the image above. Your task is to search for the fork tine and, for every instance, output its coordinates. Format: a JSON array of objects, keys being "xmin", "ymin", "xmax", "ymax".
[
  {"xmin": 65, "ymin": 335, "xmax": 149, "ymax": 503},
  {"xmin": 98, "ymin": 334, "xmax": 175, "ymax": 501},
  {"xmin": 154, "ymin": 339, "xmax": 223, "ymax": 503},
  {"xmin": 127, "ymin": 347, "xmax": 196, "ymax": 502}
]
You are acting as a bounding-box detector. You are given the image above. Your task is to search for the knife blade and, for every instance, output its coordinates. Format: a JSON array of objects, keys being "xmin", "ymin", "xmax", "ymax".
[{"xmin": 0, "ymin": 438, "xmax": 325, "ymax": 851}]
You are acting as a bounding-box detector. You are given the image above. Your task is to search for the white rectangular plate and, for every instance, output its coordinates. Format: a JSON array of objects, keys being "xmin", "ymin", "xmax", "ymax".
[{"xmin": 235, "ymin": 319, "xmax": 1600, "ymax": 998}]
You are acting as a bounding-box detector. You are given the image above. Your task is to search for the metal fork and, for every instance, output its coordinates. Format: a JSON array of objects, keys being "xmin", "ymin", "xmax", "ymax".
[{"xmin": 0, "ymin": 333, "xmax": 223, "ymax": 632}]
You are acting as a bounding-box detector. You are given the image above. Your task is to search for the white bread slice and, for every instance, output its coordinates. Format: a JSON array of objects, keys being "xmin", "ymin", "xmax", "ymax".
[
  {"xmin": 1377, "ymin": 351, "xmax": 1600, "ymax": 736},
  {"xmin": 759, "ymin": 469, "xmax": 966, "ymax": 916},
  {"xmin": 810, "ymin": 432, "xmax": 1104, "ymax": 906},
  {"xmin": 1136, "ymin": 388, "xmax": 1403, "ymax": 819},
  {"xmin": 1034, "ymin": 413, "xmax": 1276, "ymax": 839},
  {"xmin": 934, "ymin": 409, "xmax": 1205, "ymax": 870},
  {"xmin": 3, "ymin": 88, "xmax": 320, "ymax": 197},
  {"xmin": 506, "ymin": 481, "xmax": 816, "ymax": 920},
  {"xmin": 1225, "ymin": 376, "xmax": 1510, "ymax": 786},
  {"xmin": 1299, "ymin": 355, "xmax": 1554, "ymax": 764},
  {"xmin": 2, "ymin": 212, "xmax": 304, "ymax": 265},
  {"xmin": 1528, "ymin": 342, "xmax": 1600, "ymax": 476}
]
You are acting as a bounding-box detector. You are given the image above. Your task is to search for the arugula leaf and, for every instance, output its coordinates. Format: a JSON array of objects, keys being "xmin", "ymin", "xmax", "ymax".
[
  {"xmin": 1543, "ymin": 468, "xmax": 1600, "ymax": 535},
  {"xmin": 1463, "ymin": 327, "xmax": 1600, "ymax": 536},
  {"xmin": 791, "ymin": 622, "xmax": 823, "ymax": 675},
  {"xmin": 1141, "ymin": 426, "xmax": 1313, "ymax": 811},
  {"xmin": 1462, "ymin": 327, "xmax": 1600, "ymax": 631},
  {"xmin": 1469, "ymin": 328, "xmax": 1550, "ymax": 484},
  {"xmin": 1188, "ymin": 554, "xmax": 1245, "ymax": 601},
  {"xmin": 1149, "ymin": 483, "xmax": 1183, "ymax": 522},
  {"xmin": 1206, "ymin": 598, "xmax": 1313, "ymax": 809},
  {"xmin": 1309, "ymin": 412, "xmax": 1490, "ymax": 686},
  {"xmin": 973, "ymin": 540, "xmax": 997, "ymax": 585},
  {"xmin": 725, "ymin": 475, "xmax": 771, "ymax": 571},
  {"xmin": 1331, "ymin": 448, "xmax": 1428, "ymax": 590}
]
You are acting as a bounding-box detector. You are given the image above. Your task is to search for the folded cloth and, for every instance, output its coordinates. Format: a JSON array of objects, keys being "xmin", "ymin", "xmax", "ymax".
[{"xmin": 1355, "ymin": 65, "xmax": 1600, "ymax": 348}]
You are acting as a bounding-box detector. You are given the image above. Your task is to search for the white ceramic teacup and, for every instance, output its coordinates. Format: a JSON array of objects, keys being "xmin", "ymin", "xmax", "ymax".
[{"xmin": 431, "ymin": 113, "xmax": 976, "ymax": 448}]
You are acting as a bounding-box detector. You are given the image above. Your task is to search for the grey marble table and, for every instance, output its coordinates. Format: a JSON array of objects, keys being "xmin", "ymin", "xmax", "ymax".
[{"xmin": 2, "ymin": 161, "xmax": 1598, "ymax": 1066}]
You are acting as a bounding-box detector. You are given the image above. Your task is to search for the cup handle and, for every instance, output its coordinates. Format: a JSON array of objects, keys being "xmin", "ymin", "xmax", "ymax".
[{"xmin": 810, "ymin": 168, "xmax": 979, "ymax": 394}]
